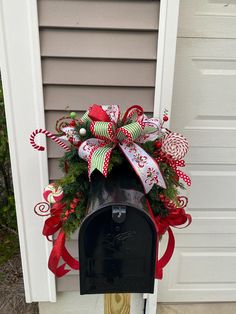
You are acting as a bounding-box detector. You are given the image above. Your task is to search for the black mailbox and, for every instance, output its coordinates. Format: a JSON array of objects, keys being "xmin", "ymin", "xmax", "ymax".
[{"xmin": 79, "ymin": 167, "xmax": 157, "ymax": 295}]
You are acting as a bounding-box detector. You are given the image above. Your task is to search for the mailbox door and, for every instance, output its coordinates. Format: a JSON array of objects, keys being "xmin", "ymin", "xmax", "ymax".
[{"xmin": 79, "ymin": 205, "xmax": 157, "ymax": 295}]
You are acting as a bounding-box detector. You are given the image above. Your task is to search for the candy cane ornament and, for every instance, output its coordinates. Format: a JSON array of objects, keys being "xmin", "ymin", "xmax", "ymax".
[{"xmin": 30, "ymin": 128, "xmax": 70, "ymax": 152}]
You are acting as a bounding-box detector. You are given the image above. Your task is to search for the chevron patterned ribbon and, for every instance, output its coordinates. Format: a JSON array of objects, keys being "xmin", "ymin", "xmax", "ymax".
[{"xmin": 79, "ymin": 104, "xmax": 166, "ymax": 193}]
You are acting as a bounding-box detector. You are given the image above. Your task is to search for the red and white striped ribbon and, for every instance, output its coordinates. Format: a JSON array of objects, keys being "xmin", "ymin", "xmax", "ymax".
[{"xmin": 30, "ymin": 129, "xmax": 70, "ymax": 152}]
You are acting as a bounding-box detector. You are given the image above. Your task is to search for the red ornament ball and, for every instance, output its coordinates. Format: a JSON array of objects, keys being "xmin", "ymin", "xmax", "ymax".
[
  {"xmin": 70, "ymin": 120, "xmax": 76, "ymax": 127},
  {"xmin": 163, "ymin": 115, "xmax": 169, "ymax": 122},
  {"xmin": 155, "ymin": 140, "xmax": 162, "ymax": 149}
]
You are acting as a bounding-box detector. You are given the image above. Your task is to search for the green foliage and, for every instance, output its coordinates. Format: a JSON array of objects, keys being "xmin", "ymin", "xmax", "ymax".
[
  {"xmin": 0, "ymin": 230, "xmax": 19, "ymax": 266},
  {"xmin": 57, "ymin": 148, "xmax": 89, "ymax": 235},
  {"xmin": 0, "ymin": 79, "xmax": 16, "ymax": 230}
]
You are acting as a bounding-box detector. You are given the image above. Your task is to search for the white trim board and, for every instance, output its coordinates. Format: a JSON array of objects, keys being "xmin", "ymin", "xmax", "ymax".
[
  {"xmin": 154, "ymin": 0, "xmax": 180, "ymax": 126},
  {"xmin": 147, "ymin": 1, "xmax": 180, "ymax": 313},
  {"xmin": 0, "ymin": 0, "xmax": 56, "ymax": 302}
]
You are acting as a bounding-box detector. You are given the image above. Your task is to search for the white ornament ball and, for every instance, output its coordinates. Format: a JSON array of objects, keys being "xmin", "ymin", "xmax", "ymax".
[{"xmin": 79, "ymin": 128, "xmax": 87, "ymax": 136}]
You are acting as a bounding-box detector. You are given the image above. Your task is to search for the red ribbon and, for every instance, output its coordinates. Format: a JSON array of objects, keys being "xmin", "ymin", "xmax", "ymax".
[
  {"xmin": 43, "ymin": 203, "xmax": 79, "ymax": 277},
  {"xmin": 146, "ymin": 199, "xmax": 191, "ymax": 279},
  {"xmin": 48, "ymin": 230, "xmax": 79, "ymax": 277},
  {"xmin": 88, "ymin": 104, "xmax": 111, "ymax": 122}
]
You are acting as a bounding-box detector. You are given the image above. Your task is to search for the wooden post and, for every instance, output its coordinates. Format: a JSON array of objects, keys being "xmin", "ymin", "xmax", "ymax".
[{"xmin": 104, "ymin": 293, "xmax": 131, "ymax": 314}]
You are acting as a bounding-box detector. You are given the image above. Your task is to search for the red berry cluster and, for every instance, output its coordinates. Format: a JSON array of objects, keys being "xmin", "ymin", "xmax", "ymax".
[
  {"xmin": 62, "ymin": 197, "xmax": 80, "ymax": 221},
  {"xmin": 159, "ymin": 194, "xmax": 176, "ymax": 211},
  {"xmin": 155, "ymin": 140, "xmax": 162, "ymax": 149},
  {"xmin": 69, "ymin": 120, "xmax": 76, "ymax": 127},
  {"xmin": 155, "ymin": 149, "xmax": 172, "ymax": 163}
]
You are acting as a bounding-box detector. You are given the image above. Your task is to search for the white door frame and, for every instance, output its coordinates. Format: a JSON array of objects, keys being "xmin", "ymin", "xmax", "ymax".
[
  {"xmin": 0, "ymin": 0, "xmax": 179, "ymax": 307},
  {"xmin": 0, "ymin": 0, "xmax": 56, "ymax": 302}
]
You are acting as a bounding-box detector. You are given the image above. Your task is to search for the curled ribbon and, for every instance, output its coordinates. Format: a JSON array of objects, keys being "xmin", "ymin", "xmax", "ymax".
[{"xmin": 78, "ymin": 104, "xmax": 166, "ymax": 193}]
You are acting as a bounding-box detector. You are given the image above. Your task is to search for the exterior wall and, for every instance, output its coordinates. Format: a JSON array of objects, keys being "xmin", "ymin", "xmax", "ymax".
[{"xmin": 37, "ymin": 0, "xmax": 160, "ymax": 292}]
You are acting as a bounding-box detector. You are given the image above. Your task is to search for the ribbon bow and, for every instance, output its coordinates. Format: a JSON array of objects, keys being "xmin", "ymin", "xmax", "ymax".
[{"xmin": 79, "ymin": 104, "xmax": 166, "ymax": 193}]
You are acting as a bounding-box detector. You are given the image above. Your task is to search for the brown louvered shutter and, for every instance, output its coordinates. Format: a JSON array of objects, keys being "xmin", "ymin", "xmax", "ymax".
[{"xmin": 37, "ymin": 0, "xmax": 160, "ymax": 291}]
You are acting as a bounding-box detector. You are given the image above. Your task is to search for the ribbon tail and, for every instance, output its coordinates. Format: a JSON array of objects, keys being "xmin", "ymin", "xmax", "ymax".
[
  {"xmin": 78, "ymin": 139, "xmax": 114, "ymax": 178},
  {"xmin": 61, "ymin": 245, "xmax": 80, "ymax": 270},
  {"xmin": 89, "ymin": 143, "xmax": 114, "ymax": 178},
  {"xmin": 156, "ymin": 227, "xmax": 175, "ymax": 279},
  {"xmin": 48, "ymin": 230, "xmax": 79, "ymax": 277},
  {"xmin": 119, "ymin": 142, "xmax": 166, "ymax": 193},
  {"xmin": 176, "ymin": 169, "xmax": 192, "ymax": 186},
  {"xmin": 48, "ymin": 231, "xmax": 70, "ymax": 277},
  {"xmin": 146, "ymin": 199, "xmax": 176, "ymax": 280}
]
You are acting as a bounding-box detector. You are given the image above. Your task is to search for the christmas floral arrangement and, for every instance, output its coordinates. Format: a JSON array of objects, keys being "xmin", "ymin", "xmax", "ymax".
[{"xmin": 30, "ymin": 104, "xmax": 191, "ymax": 278}]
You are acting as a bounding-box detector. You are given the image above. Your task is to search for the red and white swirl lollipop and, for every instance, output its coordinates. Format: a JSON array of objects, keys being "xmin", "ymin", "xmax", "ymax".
[
  {"xmin": 162, "ymin": 132, "xmax": 189, "ymax": 160},
  {"xmin": 43, "ymin": 183, "xmax": 64, "ymax": 204}
]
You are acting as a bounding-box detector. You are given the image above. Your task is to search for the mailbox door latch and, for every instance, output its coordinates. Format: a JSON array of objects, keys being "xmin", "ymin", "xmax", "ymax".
[{"xmin": 112, "ymin": 205, "xmax": 126, "ymax": 223}]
